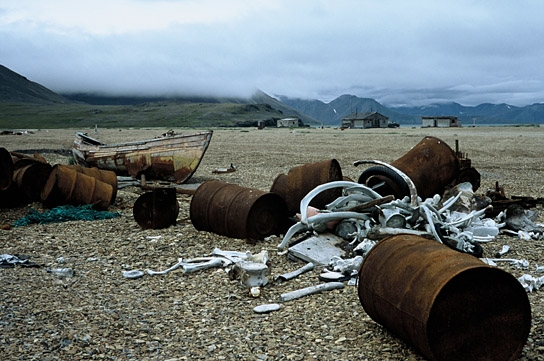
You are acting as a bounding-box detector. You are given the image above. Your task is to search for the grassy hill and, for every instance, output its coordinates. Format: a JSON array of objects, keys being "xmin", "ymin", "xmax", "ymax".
[
  {"xmin": 0, "ymin": 101, "xmax": 296, "ymax": 129},
  {"xmin": 0, "ymin": 65, "xmax": 319, "ymax": 129}
]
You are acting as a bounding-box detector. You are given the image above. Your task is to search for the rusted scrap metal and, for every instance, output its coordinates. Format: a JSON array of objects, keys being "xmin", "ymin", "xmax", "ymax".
[
  {"xmin": 139, "ymin": 174, "xmax": 201, "ymax": 195},
  {"xmin": 72, "ymin": 130, "xmax": 213, "ymax": 184},
  {"xmin": 190, "ymin": 180, "xmax": 290, "ymax": 243},
  {"xmin": 0, "ymin": 147, "xmax": 13, "ymax": 190},
  {"xmin": 1, "ymin": 146, "xmax": 136, "ymax": 210},
  {"xmin": 212, "ymin": 163, "xmax": 237, "ymax": 174},
  {"xmin": 270, "ymin": 159, "xmax": 343, "ymax": 215},
  {"xmin": 357, "ymin": 136, "xmax": 481, "ymax": 201},
  {"xmin": 486, "ymin": 181, "xmax": 544, "ymax": 217},
  {"xmin": 1, "ymin": 150, "xmax": 53, "ymax": 208},
  {"xmin": 40, "ymin": 164, "xmax": 114, "ymax": 211},
  {"xmin": 358, "ymin": 234, "xmax": 531, "ymax": 361},
  {"xmin": 133, "ymin": 188, "xmax": 179, "ymax": 229}
]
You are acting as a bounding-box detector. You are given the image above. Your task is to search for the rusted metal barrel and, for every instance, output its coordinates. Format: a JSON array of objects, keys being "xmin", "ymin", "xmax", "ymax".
[
  {"xmin": 357, "ymin": 234, "xmax": 531, "ymax": 361},
  {"xmin": 270, "ymin": 159, "xmax": 343, "ymax": 215},
  {"xmin": 191, "ymin": 180, "xmax": 290, "ymax": 242},
  {"xmin": 13, "ymin": 162, "xmax": 53, "ymax": 202},
  {"xmin": 65, "ymin": 165, "xmax": 118, "ymax": 203},
  {"xmin": 133, "ymin": 188, "xmax": 179, "ymax": 229},
  {"xmin": 0, "ymin": 147, "xmax": 13, "ymax": 190},
  {"xmin": 358, "ymin": 136, "xmax": 460, "ymax": 200},
  {"xmin": 41, "ymin": 164, "xmax": 113, "ymax": 210}
]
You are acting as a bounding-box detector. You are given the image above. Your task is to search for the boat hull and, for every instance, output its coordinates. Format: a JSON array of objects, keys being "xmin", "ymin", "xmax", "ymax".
[{"xmin": 72, "ymin": 130, "xmax": 213, "ymax": 183}]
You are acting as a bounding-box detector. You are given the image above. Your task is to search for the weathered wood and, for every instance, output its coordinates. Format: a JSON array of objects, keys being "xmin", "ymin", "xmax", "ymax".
[{"xmin": 72, "ymin": 130, "xmax": 213, "ymax": 183}]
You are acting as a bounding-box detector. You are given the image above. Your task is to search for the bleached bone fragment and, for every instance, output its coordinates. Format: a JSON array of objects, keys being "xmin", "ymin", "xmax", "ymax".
[
  {"xmin": 518, "ymin": 274, "xmax": 544, "ymax": 292},
  {"xmin": 485, "ymin": 258, "xmax": 529, "ymax": 269},
  {"xmin": 279, "ymin": 282, "xmax": 344, "ymax": 302},
  {"xmin": 325, "ymin": 193, "xmax": 374, "ymax": 211},
  {"xmin": 250, "ymin": 286, "xmax": 261, "ymax": 297},
  {"xmin": 438, "ymin": 191, "xmax": 463, "ymax": 214},
  {"xmin": 480, "ymin": 258, "xmax": 497, "ymax": 266},
  {"xmin": 306, "ymin": 211, "xmax": 370, "ymax": 234},
  {"xmin": 353, "ymin": 238, "xmax": 376, "ymax": 257},
  {"xmin": 329, "ymin": 256, "xmax": 363, "ymax": 274},
  {"xmin": 247, "ymin": 250, "xmax": 269, "ymax": 265},
  {"xmin": 181, "ymin": 258, "xmax": 224, "ymax": 274},
  {"xmin": 366, "ymin": 226, "xmax": 431, "ymax": 240},
  {"xmin": 278, "ymin": 222, "xmax": 307, "ymax": 250},
  {"xmin": 299, "ymin": 181, "xmax": 381, "ymax": 224},
  {"xmin": 253, "ymin": 303, "xmax": 281, "ymax": 314},
  {"xmin": 210, "ymin": 248, "xmax": 250, "ymax": 263},
  {"xmin": 379, "ymin": 208, "xmax": 406, "ymax": 228},
  {"xmin": 146, "ymin": 257, "xmax": 184, "ymax": 276},
  {"xmin": 232, "ymin": 261, "xmax": 269, "ymax": 288},
  {"xmin": 122, "ymin": 270, "xmax": 144, "ymax": 279},
  {"xmin": 494, "ymin": 245, "xmax": 510, "ymax": 258},
  {"xmin": 275, "ymin": 262, "xmax": 314, "ymax": 282}
]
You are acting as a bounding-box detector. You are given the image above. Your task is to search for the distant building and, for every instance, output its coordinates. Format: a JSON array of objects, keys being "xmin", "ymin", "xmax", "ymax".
[
  {"xmin": 341, "ymin": 111, "xmax": 389, "ymax": 129},
  {"xmin": 421, "ymin": 116, "xmax": 461, "ymax": 128},
  {"xmin": 277, "ymin": 117, "xmax": 300, "ymax": 127}
]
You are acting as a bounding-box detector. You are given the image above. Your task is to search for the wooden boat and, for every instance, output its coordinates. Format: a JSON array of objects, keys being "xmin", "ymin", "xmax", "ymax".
[{"xmin": 72, "ymin": 130, "xmax": 213, "ymax": 183}]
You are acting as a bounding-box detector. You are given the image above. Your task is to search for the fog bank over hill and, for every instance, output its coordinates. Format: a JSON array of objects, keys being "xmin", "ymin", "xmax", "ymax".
[{"xmin": 2, "ymin": 64, "xmax": 543, "ymax": 128}]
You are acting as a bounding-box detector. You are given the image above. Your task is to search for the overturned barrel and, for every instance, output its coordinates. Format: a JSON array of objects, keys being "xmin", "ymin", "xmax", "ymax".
[
  {"xmin": 191, "ymin": 180, "xmax": 290, "ymax": 242},
  {"xmin": 358, "ymin": 136, "xmax": 460, "ymax": 200},
  {"xmin": 0, "ymin": 147, "xmax": 13, "ymax": 190},
  {"xmin": 133, "ymin": 188, "xmax": 179, "ymax": 229},
  {"xmin": 357, "ymin": 234, "xmax": 531, "ymax": 361},
  {"xmin": 65, "ymin": 165, "xmax": 118, "ymax": 203},
  {"xmin": 271, "ymin": 159, "xmax": 343, "ymax": 215},
  {"xmin": 41, "ymin": 164, "xmax": 113, "ymax": 210},
  {"xmin": 13, "ymin": 162, "xmax": 53, "ymax": 202}
]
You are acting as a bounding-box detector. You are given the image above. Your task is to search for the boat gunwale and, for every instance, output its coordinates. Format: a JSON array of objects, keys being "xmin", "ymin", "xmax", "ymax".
[{"xmin": 74, "ymin": 130, "xmax": 213, "ymax": 151}]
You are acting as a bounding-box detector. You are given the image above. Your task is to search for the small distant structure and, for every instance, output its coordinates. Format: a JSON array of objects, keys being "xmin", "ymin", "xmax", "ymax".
[
  {"xmin": 341, "ymin": 111, "xmax": 389, "ymax": 129},
  {"xmin": 277, "ymin": 117, "xmax": 300, "ymax": 128},
  {"xmin": 421, "ymin": 116, "xmax": 461, "ymax": 128}
]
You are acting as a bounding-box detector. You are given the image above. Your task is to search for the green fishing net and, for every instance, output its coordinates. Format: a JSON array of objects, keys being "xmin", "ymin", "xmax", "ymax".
[{"xmin": 12, "ymin": 204, "xmax": 121, "ymax": 227}]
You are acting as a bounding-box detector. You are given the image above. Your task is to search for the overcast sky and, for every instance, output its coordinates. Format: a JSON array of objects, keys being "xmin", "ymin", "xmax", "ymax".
[{"xmin": 1, "ymin": 0, "xmax": 543, "ymax": 106}]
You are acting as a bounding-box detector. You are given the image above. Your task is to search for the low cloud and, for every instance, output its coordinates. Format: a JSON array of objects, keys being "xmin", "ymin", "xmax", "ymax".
[{"xmin": 1, "ymin": 0, "xmax": 543, "ymax": 106}]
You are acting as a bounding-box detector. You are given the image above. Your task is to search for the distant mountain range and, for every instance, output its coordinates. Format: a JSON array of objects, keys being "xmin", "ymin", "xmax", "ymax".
[
  {"xmin": 278, "ymin": 94, "xmax": 544, "ymax": 125},
  {"xmin": 1, "ymin": 64, "xmax": 543, "ymax": 126}
]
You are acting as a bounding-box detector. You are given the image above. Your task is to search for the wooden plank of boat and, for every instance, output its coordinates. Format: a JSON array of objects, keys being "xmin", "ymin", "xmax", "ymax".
[{"xmin": 72, "ymin": 130, "xmax": 213, "ymax": 183}]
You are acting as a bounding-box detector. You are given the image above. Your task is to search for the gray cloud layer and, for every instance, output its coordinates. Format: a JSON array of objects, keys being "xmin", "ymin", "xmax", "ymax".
[{"xmin": 1, "ymin": 0, "xmax": 543, "ymax": 106}]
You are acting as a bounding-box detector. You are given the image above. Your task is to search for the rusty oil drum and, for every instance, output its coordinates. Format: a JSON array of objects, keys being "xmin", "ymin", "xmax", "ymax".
[
  {"xmin": 13, "ymin": 162, "xmax": 53, "ymax": 202},
  {"xmin": 270, "ymin": 159, "xmax": 343, "ymax": 215},
  {"xmin": 191, "ymin": 180, "xmax": 290, "ymax": 242},
  {"xmin": 357, "ymin": 234, "xmax": 531, "ymax": 361},
  {"xmin": 358, "ymin": 136, "xmax": 460, "ymax": 200},
  {"xmin": 41, "ymin": 164, "xmax": 113, "ymax": 210},
  {"xmin": 0, "ymin": 147, "xmax": 13, "ymax": 190},
  {"xmin": 65, "ymin": 165, "xmax": 118, "ymax": 203},
  {"xmin": 133, "ymin": 188, "xmax": 179, "ymax": 229}
]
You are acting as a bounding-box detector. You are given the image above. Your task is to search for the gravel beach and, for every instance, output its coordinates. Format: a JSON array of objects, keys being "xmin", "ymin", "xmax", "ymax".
[{"xmin": 1, "ymin": 125, "xmax": 543, "ymax": 361}]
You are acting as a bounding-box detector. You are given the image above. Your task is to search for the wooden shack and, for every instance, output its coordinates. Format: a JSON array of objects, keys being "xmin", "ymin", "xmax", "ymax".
[
  {"xmin": 277, "ymin": 117, "xmax": 300, "ymax": 128},
  {"xmin": 421, "ymin": 116, "xmax": 461, "ymax": 128},
  {"xmin": 341, "ymin": 112, "xmax": 389, "ymax": 129}
]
